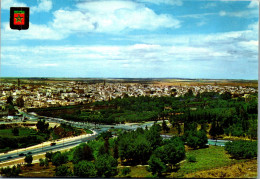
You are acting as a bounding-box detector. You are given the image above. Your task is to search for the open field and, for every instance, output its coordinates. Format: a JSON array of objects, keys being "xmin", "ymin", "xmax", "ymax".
[
  {"xmin": 175, "ymin": 146, "xmax": 241, "ymax": 177},
  {"xmin": 1, "ymin": 77, "xmax": 258, "ymax": 88},
  {"xmin": 184, "ymin": 159, "xmax": 257, "ymax": 178},
  {"xmin": 0, "ymin": 128, "xmax": 35, "ymax": 138}
]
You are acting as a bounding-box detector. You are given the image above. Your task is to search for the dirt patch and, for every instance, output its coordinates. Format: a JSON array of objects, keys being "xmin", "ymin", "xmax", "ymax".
[
  {"xmin": 184, "ymin": 159, "xmax": 257, "ymax": 178},
  {"xmin": 20, "ymin": 163, "xmax": 55, "ymax": 177}
]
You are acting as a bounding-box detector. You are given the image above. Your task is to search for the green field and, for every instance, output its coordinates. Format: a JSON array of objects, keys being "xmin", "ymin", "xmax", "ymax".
[
  {"xmin": 174, "ymin": 146, "xmax": 243, "ymax": 177},
  {"xmin": 0, "ymin": 128, "xmax": 36, "ymax": 138}
]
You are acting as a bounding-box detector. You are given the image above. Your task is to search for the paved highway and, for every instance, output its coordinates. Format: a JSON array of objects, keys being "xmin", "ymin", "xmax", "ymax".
[
  {"xmin": 0, "ymin": 112, "xmax": 161, "ymax": 164},
  {"xmin": 0, "ymin": 133, "xmax": 99, "ymax": 163}
]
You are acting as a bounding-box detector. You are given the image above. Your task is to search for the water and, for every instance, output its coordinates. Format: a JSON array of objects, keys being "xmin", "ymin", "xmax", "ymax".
[{"xmin": 207, "ymin": 139, "xmax": 231, "ymax": 146}]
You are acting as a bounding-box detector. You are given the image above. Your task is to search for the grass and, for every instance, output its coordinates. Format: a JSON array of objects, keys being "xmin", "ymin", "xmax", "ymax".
[
  {"xmin": 116, "ymin": 166, "xmax": 153, "ymax": 178},
  {"xmin": 85, "ymin": 129, "xmax": 93, "ymax": 134},
  {"xmin": 0, "ymin": 128, "xmax": 36, "ymax": 138},
  {"xmin": 184, "ymin": 159, "xmax": 257, "ymax": 178},
  {"xmin": 174, "ymin": 145, "xmax": 242, "ymax": 177}
]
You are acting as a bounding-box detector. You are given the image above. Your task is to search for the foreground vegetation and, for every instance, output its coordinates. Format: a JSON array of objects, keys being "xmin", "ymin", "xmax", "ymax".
[
  {"xmin": 0, "ymin": 121, "xmax": 83, "ymax": 153},
  {"xmin": 1, "ymin": 122, "xmax": 257, "ymax": 178}
]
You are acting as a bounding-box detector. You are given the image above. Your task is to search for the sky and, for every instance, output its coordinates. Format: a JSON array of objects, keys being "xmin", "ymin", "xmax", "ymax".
[{"xmin": 0, "ymin": 0, "xmax": 259, "ymax": 79}]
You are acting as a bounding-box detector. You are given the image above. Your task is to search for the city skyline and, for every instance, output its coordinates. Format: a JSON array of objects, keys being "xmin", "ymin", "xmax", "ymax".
[{"xmin": 1, "ymin": 0, "xmax": 259, "ymax": 79}]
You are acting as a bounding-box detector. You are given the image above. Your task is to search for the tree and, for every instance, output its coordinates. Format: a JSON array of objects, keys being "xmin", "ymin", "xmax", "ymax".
[
  {"xmin": 153, "ymin": 137, "xmax": 185, "ymax": 170},
  {"xmin": 24, "ymin": 154, "xmax": 33, "ymax": 166},
  {"xmin": 73, "ymin": 161, "xmax": 97, "ymax": 177},
  {"xmin": 113, "ymin": 143, "xmax": 119, "ymax": 159},
  {"xmin": 0, "ymin": 165, "xmax": 21, "ymax": 177},
  {"xmin": 55, "ymin": 165, "xmax": 72, "ymax": 177},
  {"xmin": 36, "ymin": 120, "xmax": 49, "ymax": 133},
  {"xmin": 197, "ymin": 130, "xmax": 208, "ymax": 148},
  {"xmin": 148, "ymin": 155, "xmax": 166, "ymax": 176},
  {"xmin": 45, "ymin": 152, "xmax": 53, "ymax": 161},
  {"xmin": 225, "ymin": 140, "xmax": 257, "ymax": 159},
  {"xmin": 12, "ymin": 127, "xmax": 19, "ymax": 136},
  {"xmin": 72, "ymin": 143, "xmax": 94, "ymax": 164},
  {"xmin": 44, "ymin": 158, "xmax": 49, "ymax": 168},
  {"xmin": 95, "ymin": 154, "xmax": 118, "ymax": 177},
  {"xmin": 162, "ymin": 120, "xmax": 170, "ymax": 133},
  {"xmin": 52, "ymin": 152, "xmax": 68, "ymax": 167},
  {"xmin": 209, "ymin": 121, "xmax": 217, "ymax": 140},
  {"xmin": 121, "ymin": 167, "xmax": 131, "ymax": 176},
  {"xmin": 184, "ymin": 130, "xmax": 208, "ymax": 149},
  {"xmin": 247, "ymin": 119, "xmax": 257, "ymax": 139},
  {"xmin": 39, "ymin": 158, "xmax": 44, "ymax": 167}
]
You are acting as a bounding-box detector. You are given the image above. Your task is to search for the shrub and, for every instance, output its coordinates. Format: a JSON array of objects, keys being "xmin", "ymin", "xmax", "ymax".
[
  {"xmin": 73, "ymin": 161, "xmax": 97, "ymax": 177},
  {"xmin": 24, "ymin": 154, "xmax": 33, "ymax": 166},
  {"xmin": 39, "ymin": 158, "xmax": 44, "ymax": 166},
  {"xmin": 121, "ymin": 167, "xmax": 131, "ymax": 176},
  {"xmin": 187, "ymin": 155, "xmax": 196, "ymax": 162},
  {"xmin": 55, "ymin": 165, "xmax": 72, "ymax": 177},
  {"xmin": 0, "ymin": 165, "xmax": 21, "ymax": 177},
  {"xmin": 225, "ymin": 140, "xmax": 257, "ymax": 159}
]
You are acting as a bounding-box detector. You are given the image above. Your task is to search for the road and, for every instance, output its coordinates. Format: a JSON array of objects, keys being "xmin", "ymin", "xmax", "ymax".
[
  {"xmin": 0, "ymin": 133, "xmax": 99, "ymax": 164},
  {"xmin": 0, "ymin": 112, "xmax": 161, "ymax": 164}
]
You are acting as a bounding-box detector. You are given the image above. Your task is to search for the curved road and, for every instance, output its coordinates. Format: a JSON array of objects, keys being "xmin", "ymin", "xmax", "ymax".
[{"xmin": 0, "ymin": 112, "xmax": 159, "ymax": 164}]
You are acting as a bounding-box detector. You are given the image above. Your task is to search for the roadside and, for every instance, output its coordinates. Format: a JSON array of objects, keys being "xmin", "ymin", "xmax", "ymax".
[{"xmin": 0, "ymin": 130, "xmax": 97, "ymax": 168}]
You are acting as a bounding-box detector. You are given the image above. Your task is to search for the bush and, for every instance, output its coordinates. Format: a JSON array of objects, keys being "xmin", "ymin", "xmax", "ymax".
[
  {"xmin": 95, "ymin": 154, "xmax": 118, "ymax": 177},
  {"xmin": 45, "ymin": 152, "xmax": 53, "ymax": 161},
  {"xmin": 24, "ymin": 154, "xmax": 33, "ymax": 166},
  {"xmin": 0, "ymin": 165, "xmax": 21, "ymax": 177},
  {"xmin": 184, "ymin": 130, "xmax": 208, "ymax": 149},
  {"xmin": 55, "ymin": 165, "xmax": 72, "ymax": 177},
  {"xmin": 225, "ymin": 140, "xmax": 257, "ymax": 159},
  {"xmin": 187, "ymin": 155, "xmax": 196, "ymax": 162},
  {"xmin": 148, "ymin": 155, "xmax": 166, "ymax": 176},
  {"xmin": 39, "ymin": 158, "xmax": 44, "ymax": 166},
  {"xmin": 52, "ymin": 151, "xmax": 68, "ymax": 167},
  {"xmin": 73, "ymin": 161, "xmax": 97, "ymax": 177},
  {"xmin": 121, "ymin": 167, "xmax": 131, "ymax": 176}
]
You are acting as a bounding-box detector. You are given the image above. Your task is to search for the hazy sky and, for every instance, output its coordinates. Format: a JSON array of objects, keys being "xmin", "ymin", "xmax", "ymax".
[{"xmin": 1, "ymin": 0, "xmax": 258, "ymax": 79}]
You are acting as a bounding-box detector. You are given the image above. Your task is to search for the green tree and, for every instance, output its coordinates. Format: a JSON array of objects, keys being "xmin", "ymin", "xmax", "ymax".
[
  {"xmin": 39, "ymin": 158, "xmax": 44, "ymax": 167},
  {"xmin": 52, "ymin": 152, "xmax": 68, "ymax": 167},
  {"xmin": 121, "ymin": 167, "xmax": 131, "ymax": 176},
  {"xmin": 73, "ymin": 160, "xmax": 97, "ymax": 177},
  {"xmin": 72, "ymin": 143, "xmax": 94, "ymax": 164},
  {"xmin": 24, "ymin": 154, "xmax": 33, "ymax": 166},
  {"xmin": 225, "ymin": 140, "xmax": 257, "ymax": 159},
  {"xmin": 0, "ymin": 165, "xmax": 21, "ymax": 177},
  {"xmin": 95, "ymin": 154, "xmax": 118, "ymax": 177},
  {"xmin": 148, "ymin": 155, "xmax": 166, "ymax": 176},
  {"xmin": 44, "ymin": 158, "xmax": 49, "ymax": 168},
  {"xmin": 45, "ymin": 152, "xmax": 53, "ymax": 161},
  {"xmin": 36, "ymin": 120, "xmax": 49, "ymax": 133},
  {"xmin": 247, "ymin": 119, "xmax": 257, "ymax": 139},
  {"xmin": 162, "ymin": 120, "xmax": 170, "ymax": 133},
  {"xmin": 55, "ymin": 165, "xmax": 72, "ymax": 177},
  {"xmin": 153, "ymin": 137, "xmax": 185, "ymax": 170},
  {"xmin": 12, "ymin": 127, "xmax": 19, "ymax": 136}
]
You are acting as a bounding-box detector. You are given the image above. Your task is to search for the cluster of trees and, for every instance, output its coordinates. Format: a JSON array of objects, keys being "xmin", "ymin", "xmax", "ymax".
[
  {"xmin": 34, "ymin": 123, "xmax": 186, "ymax": 177},
  {"xmin": 224, "ymin": 140, "xmax": 257, "ymax": 159},
  {"xmin": 117, "ymin": 124, "xmax": 186, "ymax": 176},
  {"xmin": 0, "ymin": 165, "xmax": 21, "ymax": 177},
  {"xmin": 42, "ymin": 141, "xmax": 118, "ymax": 177},
  {"xmin": 0, "ymin": 135, "xmax": 44, "ymax": 153}
]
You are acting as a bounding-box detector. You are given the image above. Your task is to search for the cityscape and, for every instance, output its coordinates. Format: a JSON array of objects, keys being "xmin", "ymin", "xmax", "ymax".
[{"xmin": 0, "ymin": 0, "xmax": 258, "ymax": 178}]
